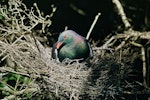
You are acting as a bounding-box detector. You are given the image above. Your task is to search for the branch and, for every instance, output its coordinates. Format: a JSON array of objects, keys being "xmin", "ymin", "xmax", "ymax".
[
  {"xmin": 112, "ymin": 0, "xmax": 131, "ymax": 29},
  {"xmin": 86, "ymin": 13, "xmax": 101, "ymax": 40},
  {"xmin": 130, "ymin": 42, "xmax": 147, "ymax": 87}
]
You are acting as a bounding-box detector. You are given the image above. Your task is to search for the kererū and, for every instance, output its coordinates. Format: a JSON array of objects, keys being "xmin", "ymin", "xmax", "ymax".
[{"xmin": 52, "ymin": 30, "xmax": 93, "ymax": 62}]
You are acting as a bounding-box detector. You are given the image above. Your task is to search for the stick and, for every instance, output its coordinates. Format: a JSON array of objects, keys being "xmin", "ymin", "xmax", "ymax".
[
  {"xmin": 112, "ymin": 0, "xmax": 131, "ymax": 29},
  {"xmin": 130, "ymin": 42, "xmax": 147, "ymax": 87},
  {"xmin": 86, "ymin": 13, "xmax": 101, "ymax": 40}
]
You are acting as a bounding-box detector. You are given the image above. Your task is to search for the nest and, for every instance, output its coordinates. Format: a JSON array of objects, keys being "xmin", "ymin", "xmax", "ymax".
[{"xmin": 0, "ymin": 34, "xmax": 127, "ymax": 99}]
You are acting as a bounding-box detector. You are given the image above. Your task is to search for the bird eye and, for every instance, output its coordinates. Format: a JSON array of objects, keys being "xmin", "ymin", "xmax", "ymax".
[{"xmin": 63, "ymin": 35, "xmax": 67, "ymax": 39}]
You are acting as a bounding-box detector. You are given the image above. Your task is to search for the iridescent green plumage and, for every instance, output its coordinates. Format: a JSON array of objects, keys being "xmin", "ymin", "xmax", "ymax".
[{"xmin": 52, "ymin": 30, "xmax": 93, "ymax": 62}]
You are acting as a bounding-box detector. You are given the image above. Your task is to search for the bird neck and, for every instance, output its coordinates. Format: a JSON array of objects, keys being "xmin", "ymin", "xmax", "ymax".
[
  {"xmin": 74, "ymin": 36, "xmax": 84, "ymax": 44},
  {"xmin": 65, "ymin": 40, "xmax": 74, "ymax": 47}
]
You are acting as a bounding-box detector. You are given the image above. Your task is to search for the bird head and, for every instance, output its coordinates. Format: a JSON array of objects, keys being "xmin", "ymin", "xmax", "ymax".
[{"xmin": 56, "ymin": 30, "xmax": 75, "ymax": 49}]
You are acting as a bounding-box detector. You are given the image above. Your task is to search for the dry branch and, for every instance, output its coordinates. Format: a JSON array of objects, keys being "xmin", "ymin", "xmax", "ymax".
[
  {"xmin": 112, "ymin": 0, "xmax": 131, "ymax": 29},
  {"xmin": 86, "ymin": 13, "xmax": 101, "ymax": 40},
  {"xmin": 130, "ymin": 42, "xmax": 147, "ymax": 87}
]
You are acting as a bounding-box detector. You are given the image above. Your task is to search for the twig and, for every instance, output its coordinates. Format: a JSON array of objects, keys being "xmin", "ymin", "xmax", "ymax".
[
  {"xmin": 0, "ymin": 35, "xmax": 24, "ymax": 58},
  {"xmin": 115, "ymin": 35, "xmax": 130, "ymax": 51},
  {"xmin": 93, "ymin": 36, "xmax": 115, "ymax": 52},
  {"xmin": 0, "ymin": 86, "xmax": 38, "ymax": 99},
  {"xmin": 86, "ymin": 13, "xmax": 101, "ymax": 40},
  {"xmin": 130, "ymin": 42, "xmax": 147, "ymax": 87},
  {"xmin": 31, "ymin": 32, "xmax": 41, "ymax": 52},
  {"xmin": 112, "ymin": 0, "xmax": 131, "ymax": 29},
  {"xmin": 147, "ymin": 47, "xmax": 150, "ymax": 87},
  {"xmin": 1, "ymin": 95, "xmax": 16, "ymax": 100},
  {"xmin": 0, "ymin": 67, "xmax": 30, "ymax": 77}
]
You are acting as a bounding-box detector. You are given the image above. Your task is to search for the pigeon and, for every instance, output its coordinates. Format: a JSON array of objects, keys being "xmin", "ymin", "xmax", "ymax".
[{"xmin": 52, "ymin": 30, "xmax": 93, "ymax": 62}]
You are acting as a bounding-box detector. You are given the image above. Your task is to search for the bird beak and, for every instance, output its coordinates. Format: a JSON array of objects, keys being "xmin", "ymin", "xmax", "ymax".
[{"xmin": 56, "ymin": 42, "xmax": 63, "ymax": 49}]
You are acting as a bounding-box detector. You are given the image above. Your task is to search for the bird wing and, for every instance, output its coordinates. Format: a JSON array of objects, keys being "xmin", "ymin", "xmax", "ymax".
[{"xmin": 86, "ymin": 39, "xmax": 93, "ymax": 58}]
